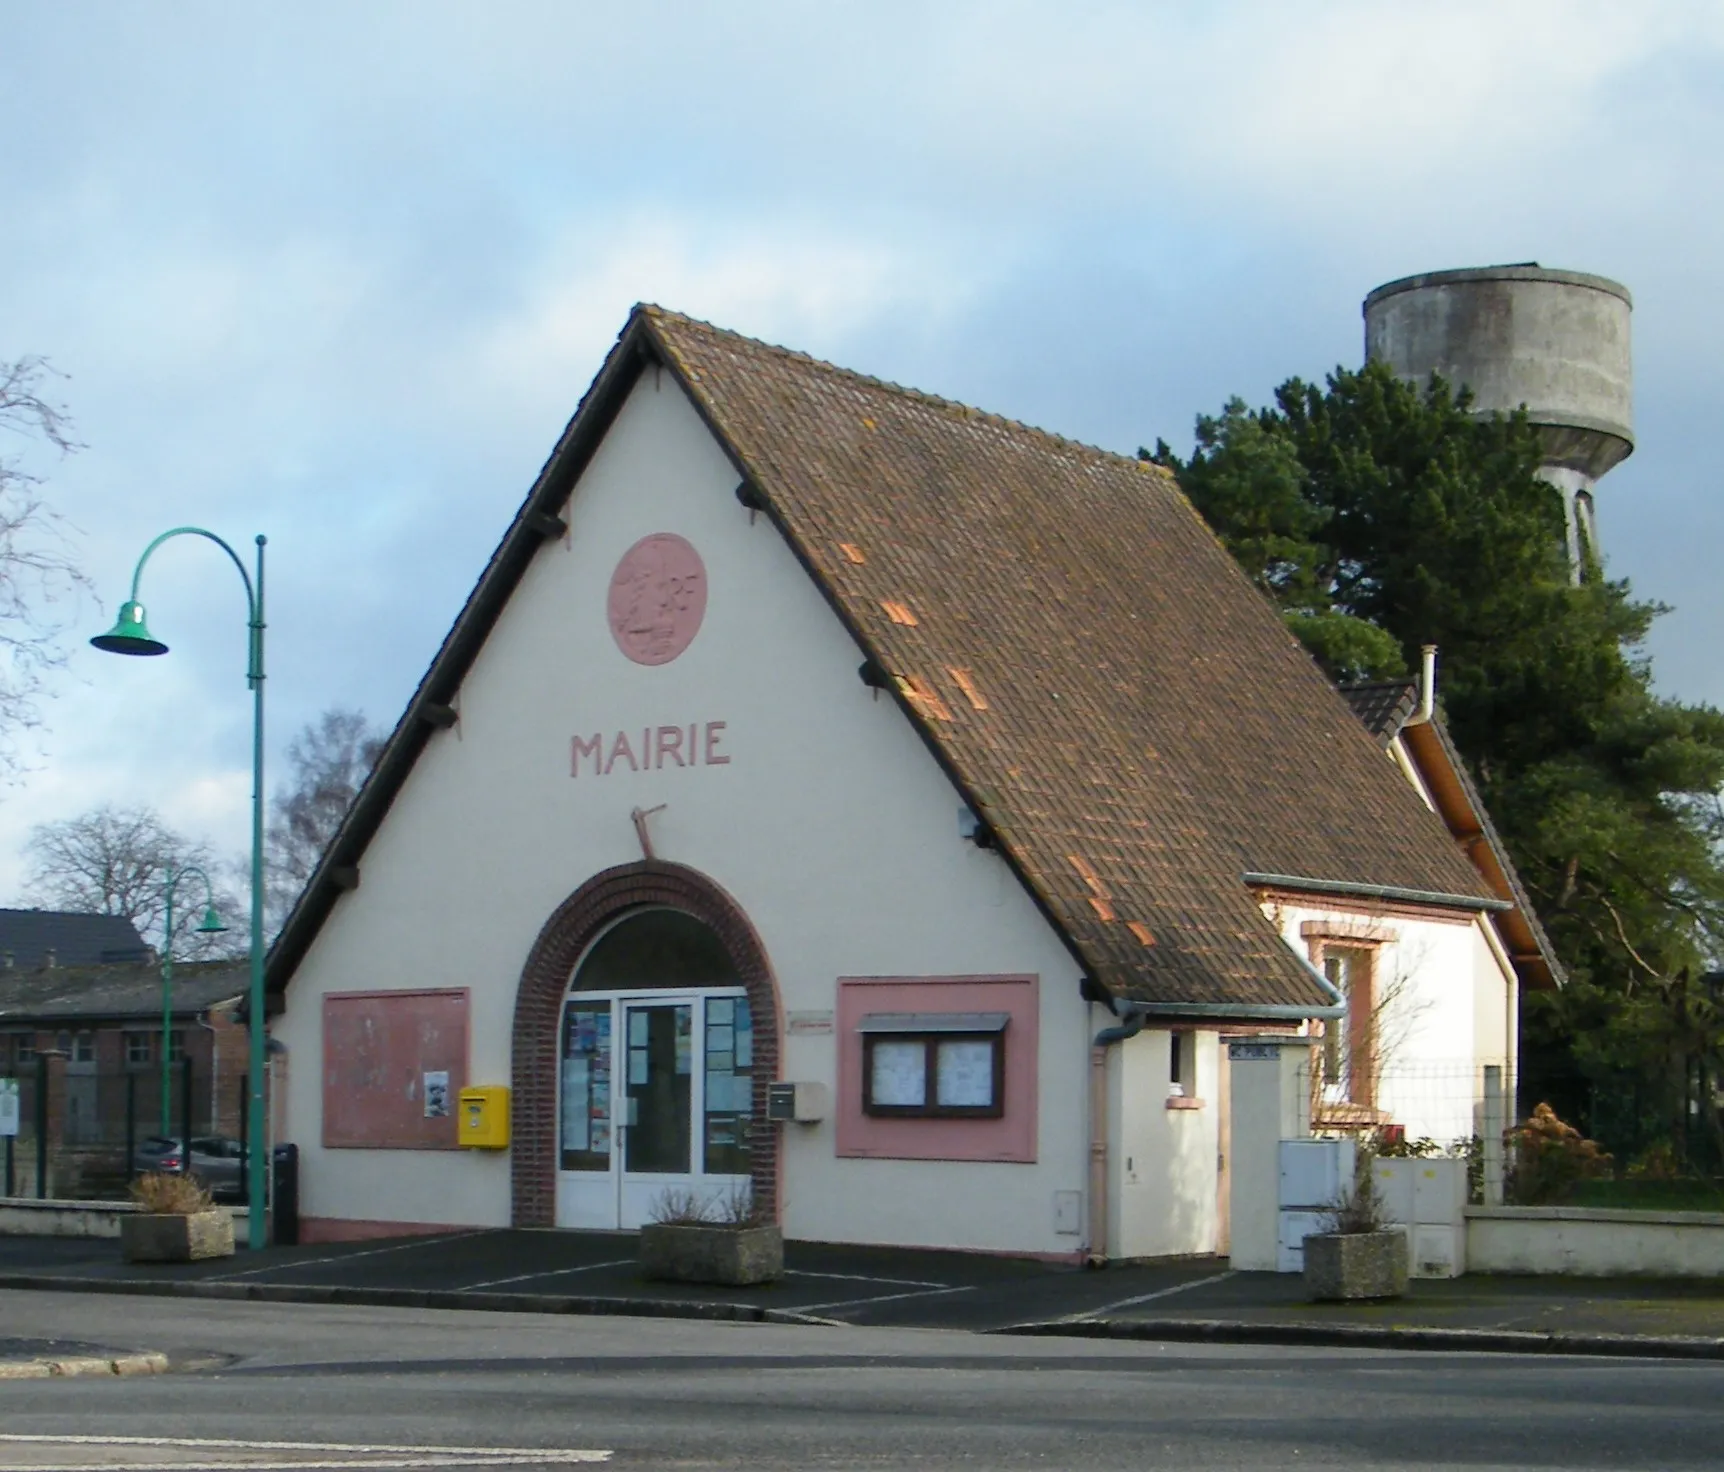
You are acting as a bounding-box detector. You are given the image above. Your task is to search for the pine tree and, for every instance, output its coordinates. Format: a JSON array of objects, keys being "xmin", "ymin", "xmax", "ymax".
[{"xmin": 1149, "ymin": 363, "xmax": 1724, "ymax": 1166}]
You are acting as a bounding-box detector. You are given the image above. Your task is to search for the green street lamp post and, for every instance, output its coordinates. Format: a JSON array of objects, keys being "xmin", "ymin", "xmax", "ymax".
[
  {"xmin": 158, "ymin": 863, "xmax": 227, "ymax": 1139},
  {"xmin": 93, "ymin": 528, "xmax": 269, "ymax": 1250}
]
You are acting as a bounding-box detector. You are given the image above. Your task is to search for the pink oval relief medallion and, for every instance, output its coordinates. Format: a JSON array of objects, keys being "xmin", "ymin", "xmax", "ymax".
[{"xmin": 607, "ymin": 533, "xmax": 707, "ymax": 666}]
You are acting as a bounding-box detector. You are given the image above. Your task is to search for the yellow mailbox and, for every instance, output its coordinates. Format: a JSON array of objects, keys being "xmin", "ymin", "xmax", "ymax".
[{"xmin": 458, "ymin": 1086, "xmax": 510, "ymax": 1149}]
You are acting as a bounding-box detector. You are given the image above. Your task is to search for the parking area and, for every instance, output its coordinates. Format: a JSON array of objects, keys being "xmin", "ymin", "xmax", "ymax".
[
  {"xmin": 0, "ymin": 1229, "xmax": 1233, "ymax": 1330},
  {"xmin": 9, "ymin": 1229, "xmax": 1724, "ymax": 1341}
]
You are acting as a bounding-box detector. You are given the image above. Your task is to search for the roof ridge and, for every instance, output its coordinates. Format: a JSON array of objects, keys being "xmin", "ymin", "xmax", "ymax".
[{"xmin": 638, "ymin": 303, "xmax": 1173, "ymax": 483}]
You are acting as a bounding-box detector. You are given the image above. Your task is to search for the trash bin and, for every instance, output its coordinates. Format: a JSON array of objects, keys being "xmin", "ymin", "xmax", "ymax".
[{"xmin": 271, "ymin": 1142, "xmax": 299, "ymax": 1246}]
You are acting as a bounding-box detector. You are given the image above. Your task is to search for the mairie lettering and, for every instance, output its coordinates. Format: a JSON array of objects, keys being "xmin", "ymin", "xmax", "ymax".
[{"xmin": 571, "ymin": 721, "xmax": 731, "ymax": 778}]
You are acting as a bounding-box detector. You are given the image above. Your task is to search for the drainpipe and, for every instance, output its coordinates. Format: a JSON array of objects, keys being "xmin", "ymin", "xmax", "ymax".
[
  {"xmin": 1092, "ymin": 1011, "xmax": 1146, "ymax": 1047},
  {"xmin": 1404, "ymin": 644, "xmax": 1437, "ymax": 727},
  {"xmin": 1083, "ymin": 991, "xmax": 1142, "ymax": 1263},
  {"xmin": 1087, "ymin": 1021, "xmax": 1109, "ymax": 1264}
]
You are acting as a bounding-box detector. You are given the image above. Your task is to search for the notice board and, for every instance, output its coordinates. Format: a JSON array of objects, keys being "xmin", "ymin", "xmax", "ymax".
[{"xmin": 322, "ymin": 989, "xmax": 469, "ymax": 1149}]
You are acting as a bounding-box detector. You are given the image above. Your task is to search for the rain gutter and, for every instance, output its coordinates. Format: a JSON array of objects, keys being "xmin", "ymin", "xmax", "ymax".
[
  {"xmin": 1242, "ymin": 872, "xmax": 1514, "ymax": 913},
  {"xmin": 1090, "ymin": 955, "xmax": 1346, "ymax": 1046}
]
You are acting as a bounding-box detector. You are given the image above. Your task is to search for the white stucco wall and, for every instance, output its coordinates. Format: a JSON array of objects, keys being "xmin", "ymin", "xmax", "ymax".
[
  {"xmin": 1467, "ymin": 1206, "xmax": 1724, "ymax": 1278},
  {"xmin": 1261, "ymin": 899, "xmax": 1513, "ymax": 1144},
  {"xmin": 1108, "ymin": 1028, "xmax": 1221, "ymax": 1258},
  {"xmin": 276, "ymin": 372, "xmax": 1098, "ymax": 1254}
]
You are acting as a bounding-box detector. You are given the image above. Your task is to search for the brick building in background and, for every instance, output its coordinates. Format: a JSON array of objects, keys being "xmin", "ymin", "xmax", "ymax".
[{"xmin": 0, "ymin": 925, "xmax": 248, "ymax": 1197}]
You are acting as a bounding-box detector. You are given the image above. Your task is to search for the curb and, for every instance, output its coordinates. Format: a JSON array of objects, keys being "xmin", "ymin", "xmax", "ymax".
[
  {"xmin": 0, "ymin": 1273, "xmax": 840, "ymax": 1328},
  {"xmin": 6, "ymin": 1272, "xmax": 1720, "ymax": 1359},
  {"xmin": 0, "ymin": 1351, "xmax": 169, "ymax": 1380},
  {"xmin": 993, "ymin": 1315, "xmax": 1724, "ymax": 1360}
]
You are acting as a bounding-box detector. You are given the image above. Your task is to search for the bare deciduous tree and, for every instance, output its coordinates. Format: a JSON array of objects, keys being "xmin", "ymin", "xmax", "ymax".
[
  {"xmin": 0, "ymin": 355, "xmax": 90, "ymax": 776},
  {"xmin": 266, "ymin": 707, "xmax": 385, "ymax": 933},
  {"xmin": 22, "ymin": 803, "xmax": 243, "ymax": 960}
]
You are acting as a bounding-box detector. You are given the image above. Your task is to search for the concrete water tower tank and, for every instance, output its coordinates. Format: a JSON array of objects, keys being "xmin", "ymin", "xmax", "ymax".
[{"xmin": 1363, "ymin": 264, "xmax": 1633, "ymax": 578}]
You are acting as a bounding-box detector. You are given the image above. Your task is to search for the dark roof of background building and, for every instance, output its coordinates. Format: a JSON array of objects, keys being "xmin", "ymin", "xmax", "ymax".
[
  {"xmin": 0, "ymin": 910, "xmax": 151, "ymax": 970},
  {"xmin": 0, "ymin": 960, "xmax": 246, "ymax": 1026},
  {"xmin": 1341, "ymin": 680, "xmax": 1565, "ymax": 990},
  {"xmin": 271, "ymin": 305, "xmax": 1498, "ymax": 1014},
  {"xmin": 1341, "ymin": 681, "xmax": 1420, "ymax": 743}
]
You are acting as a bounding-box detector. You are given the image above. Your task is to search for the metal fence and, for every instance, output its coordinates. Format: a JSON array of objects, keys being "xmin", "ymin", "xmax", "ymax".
[
  {"xmin": 1, "ymin": 1056, "xmax": 253, "ymax": 1201},
  {"xmin": 1290, "ymin": 1050, "xmax": 1724, "ymax": 1203},
  {"xmin": 1294, "ymin": 1056, "xmax": 1510, "ymax": 1154},
  {"xmin": 1526, "ymin": 1065, "xmax": 1724, "ymax": 1182}
]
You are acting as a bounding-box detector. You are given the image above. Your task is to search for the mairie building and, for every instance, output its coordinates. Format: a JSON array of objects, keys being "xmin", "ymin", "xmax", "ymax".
[{"xmin": 268, "ymin": 307, "xmax": 1558, "ymax": 1256}]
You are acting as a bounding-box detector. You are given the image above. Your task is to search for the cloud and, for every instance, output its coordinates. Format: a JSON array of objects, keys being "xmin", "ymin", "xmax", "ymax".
[
  {"xmin": 464, "ymin": 213, "xmax": 985, "ymax": 434},
  {"xmin": 0, "ymin": 0, "xmax": 1722, "ymax": 899}
]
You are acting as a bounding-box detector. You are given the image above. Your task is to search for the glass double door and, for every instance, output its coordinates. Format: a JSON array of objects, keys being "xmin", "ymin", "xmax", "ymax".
[{"xmin": 555, "ymin": 989, "xmax": 753, "ymax": 1230}]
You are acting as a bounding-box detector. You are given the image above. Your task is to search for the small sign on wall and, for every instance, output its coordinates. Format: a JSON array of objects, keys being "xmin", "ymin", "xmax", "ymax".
[
  {"xmin": 0, "ymin": 1079, "xmax": 18, "ymax": 1137},
  {"xmin": 423, "ymin": 1071, "xmax": 451, "ymax": 1119},
  {"xmin": 787, "ymin": 1010, "xmax": 835, "ymax": 1036},
  {"xmin": 1229, "ymin": 1042, "xmax": 1280, "ymax": 1061}
]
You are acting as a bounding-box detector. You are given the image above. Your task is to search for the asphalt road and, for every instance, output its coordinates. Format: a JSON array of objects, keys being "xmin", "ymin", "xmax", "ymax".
[{"xmin": 4, "ymin": 1290, "xmax": 1723, "ymax": 1470}]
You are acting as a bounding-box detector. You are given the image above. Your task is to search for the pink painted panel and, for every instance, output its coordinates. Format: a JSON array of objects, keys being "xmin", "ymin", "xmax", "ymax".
[
  {"xmin": 322, "ymin": 989, "xmax": 469, "ymax": 1149},
  {"xmin": 835, "ymin": 975, "xmax": 1038, "ymax": 1163}
]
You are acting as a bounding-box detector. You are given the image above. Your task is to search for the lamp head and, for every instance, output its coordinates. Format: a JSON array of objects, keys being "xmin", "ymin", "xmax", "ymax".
[
  {"xmin": 90, "ymin": 602, "xmax": 168, "ymax": 657},
  {"xmin": 196, "ymin": 905, "xmax": 227, "ymax": 935}
]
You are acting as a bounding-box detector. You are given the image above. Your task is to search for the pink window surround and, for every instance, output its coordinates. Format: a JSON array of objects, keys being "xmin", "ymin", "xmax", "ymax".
[{"xmin": 836, "ymin": 975, "xmax": 1038, "ymax": 1164}]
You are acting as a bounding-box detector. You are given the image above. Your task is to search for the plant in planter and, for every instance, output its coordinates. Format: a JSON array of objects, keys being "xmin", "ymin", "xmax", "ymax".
[
  {"xmin": 120, "ymin": 1171, "xmax": 235, "ymax": 1263},
  {"xmin": 638, "ymin": 1184, "xmax": 783, "ymax": 1287},
  {"xmin": 1302, "ymin": 1152, "xmax": 1407, "ymax": 1302}
]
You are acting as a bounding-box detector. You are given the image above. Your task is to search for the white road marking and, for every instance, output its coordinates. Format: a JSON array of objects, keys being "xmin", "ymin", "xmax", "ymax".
[
  {"xmin": 0, "ymin": 1434, "xmax": 609, "ymax": 1467},
  {"xmin": 794, "ymin": 1283, "xmax": 977, "ymax": 1313},
  {"xmin": 200, "ymin": 1231, "xmax": 502, "ymax": 1282},
  {"xmin": 1060, "ymin": 1269, "xmax": 1237, "ymax": 1321},
  {"xmin": 0, "ymin": 1460, "xmax": 606, "ymax": 1470},
  {"xmin": 459, "ymin": 1260, "xmax": 634, "ymax": 1290},
  {"xmin": 782, "ymin": 1269, "xmax": 948, "ymax": 1288}
]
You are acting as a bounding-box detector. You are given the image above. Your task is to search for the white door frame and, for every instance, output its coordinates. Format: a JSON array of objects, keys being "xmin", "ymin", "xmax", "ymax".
[{"xmin": 555, "ymin": 986, "xmax": 750, "ymax": 1230}]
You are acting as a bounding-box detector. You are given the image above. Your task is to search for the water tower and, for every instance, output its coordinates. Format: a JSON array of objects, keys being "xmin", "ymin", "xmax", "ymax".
[{"xmin": 1363, "ymin": 265, "xmax": 1633, "ymax": 580}]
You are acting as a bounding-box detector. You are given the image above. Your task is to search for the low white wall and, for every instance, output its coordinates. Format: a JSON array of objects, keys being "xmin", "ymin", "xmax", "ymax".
[
  {"xmin": 0, "ymin": 1197, "xmax": 133, "ymax": 1237},
  {"xmin": 0, "ymin": 1197, "xmax": 253, "ymax": 1239},
  {"xmin": 1467, "ymin": 1206, "xmax": 1724, "ymax": 1278}
]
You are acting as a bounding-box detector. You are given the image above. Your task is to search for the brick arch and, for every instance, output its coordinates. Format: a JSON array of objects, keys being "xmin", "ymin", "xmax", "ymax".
[{"xmin": 510, "ymin": 860, "xmax": 782, "ymax": 1227}]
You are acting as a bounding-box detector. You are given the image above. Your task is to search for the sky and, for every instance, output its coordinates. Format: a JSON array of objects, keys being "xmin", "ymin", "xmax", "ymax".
[{"xmin": 1, "ymin": 1, "xmax": 1721, "ymax": 901}]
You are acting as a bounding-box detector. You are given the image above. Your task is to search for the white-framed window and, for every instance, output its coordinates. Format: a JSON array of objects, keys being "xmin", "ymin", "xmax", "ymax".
[
  {"xmin": 859, "ymin": 1012, "xmax": 1008, "ymax": 1118},
  {"xmin": 72, "ymin": 1031, "xmax": 95, "ymax": 1063},
  {"xmin": 125, "ymin": 1032, "xmax": 153, "ymax": 1066},
  {"xmin": 1320, "ymin": 946, "xmax": 1374, "ymax": 1106}
]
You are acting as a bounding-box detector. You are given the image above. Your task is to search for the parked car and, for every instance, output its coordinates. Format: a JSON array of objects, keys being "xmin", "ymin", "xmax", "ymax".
[{"xmin": 132, "ymin": 1135, "xmax": 247, "ymax": 1200}]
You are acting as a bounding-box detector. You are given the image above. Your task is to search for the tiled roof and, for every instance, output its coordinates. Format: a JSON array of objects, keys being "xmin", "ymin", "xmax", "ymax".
[
  {"xmin": 270, "ymin": 305, "xmax": 1498, "ymax": 1013},
  {"xmin": 648, "ymin": 308, "xmax": 1492, "ymax": 1007},
  {"xmin": 0, "ymin": 961, "xmax": 245, "ymax": 1025},
  {"xmin": 1341, "ymin": 681, "xmax": 1420, "ymax": 745},
  {"xmin": 0, "ymin": 910, "xmax": 151, "ymax": 970}
]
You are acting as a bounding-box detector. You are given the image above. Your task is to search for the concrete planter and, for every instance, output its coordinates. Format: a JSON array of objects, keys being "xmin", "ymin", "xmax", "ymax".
[
  {"xmin": 639, "ymin": 1222, "xmax": 783, "ymax": 1286},
  {"xmin": 1303, "ymin": 1229, "xmax": 1408, "ymax": 1301},
  {"xmin": 120, "ymin": 1209, "xmax": 235, "ymax": 1263}
]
